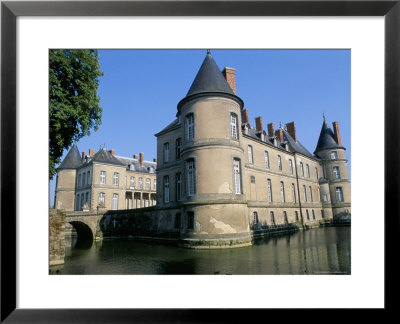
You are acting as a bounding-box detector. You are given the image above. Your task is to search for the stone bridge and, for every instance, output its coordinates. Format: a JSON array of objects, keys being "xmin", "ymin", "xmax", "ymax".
[{"xmin": 65, "ymin": 211, "xmax": 104, "ymax": 243}]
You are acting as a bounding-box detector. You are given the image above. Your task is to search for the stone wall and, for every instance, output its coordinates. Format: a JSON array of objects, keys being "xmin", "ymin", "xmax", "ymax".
[{"xmin": 49, "ymin": 209, "xmax": 65, "ymax": 266}]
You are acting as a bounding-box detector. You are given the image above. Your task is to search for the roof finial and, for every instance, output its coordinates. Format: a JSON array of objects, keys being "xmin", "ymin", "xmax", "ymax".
[
  {"xmin": 323, "ymin": 113, "xmax": 325, "ymax": 120},
  {"xmin": 279, "ymin": 121, "xmax": 282, "ymax": 129},
  {"xmin": 207, "ymin": 49, "xmax": 211, "ymax": 55}
]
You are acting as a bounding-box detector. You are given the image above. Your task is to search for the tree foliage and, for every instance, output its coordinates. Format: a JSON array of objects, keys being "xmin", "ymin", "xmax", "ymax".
[{"xmin": 49, "ymin": 49, "xmax": 103, "ymax": 180}]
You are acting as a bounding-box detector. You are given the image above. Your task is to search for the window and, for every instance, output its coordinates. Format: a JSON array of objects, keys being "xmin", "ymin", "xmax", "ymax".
[
  {"xmin": 187, "ymin": 211, "xmax": 194, "ymax": 230},
  {"xmin": 250, "ymin": 176, "xmax": 256, "ymax": 184},
  {"xmin": 80, "ymin": 193, "xmax": 84, "ymax": 209},
  {"xmin": 247, "ymin": 145, "xmax": 253, "ymax": 164},
  {"xmin": 309, "ymin": 186, "xmax": 313, "ymax": 202},
  {"xmin": 306, "ymin": 164, "xmax": 310, "ymax": 178},
  {"xmin": 270, "ymin": 211, "xmax": 276, "ymax": 226},
  {"xmin": 112, "ymin": 193, "xmax": 118, "ymax": 210},
  {"xmin": 130, "ymin": 177, "xmax": 135, "ymax": 189},
  {"xmin": 174, "ymin": 213, "xmax": 181, "ymax": 229},
  {"xmin": 278, "ymin": 155, "xmax": 282, "ymax": 171},
  {"xmin": 300, "ymin": 162, "xmax": 304, "ymax": 177},
  {"xmin": 295, "ymin": 211, "xmax": 299, "ymax": 221},
  {"xmin": 163, "ymin": 142, "xmax": 170, "ymax": 163},
  {"xmin": 284, "ymin": 211, "xmax": 288, "ymax": 225},
  {"xmin": 312, "ymin": 209, "xmax": 316, "ymax": 220},
  {"xmin": 303, "ymin": 185, "xmax": 307, "ymax": 202},
  {"xmin": 185, "ymin": 113, "xmax": 194, "ymax": 140},
  {"xmin": 331, "ymin": 151, "xmax": 338, "ymax": 159},
  {"xmin": 113, "ymin": 172, "xmax": 119, "ymax": 185},
  {"xmin": 291, "ymin": 183, "xmax": 296, "ymax": 203},
  {"xmin": 78, "ymin": 174, "xmax": 81, "ymax": 187},
  {"xmin": 163, "ymin": 176, "xmax": 170, "ymax": 203},
  {"xmin": 289, "ymin": 159, "xmax": 293, "ymax": 174},
  {"xmin": 316, "ymin": 167, "xmax": 319, "ymax": 180},
  {"xmin": 230, "ymin": 113, "xmax": 238, "ymax": 139},
  {"xmin": 323, "ymin": 194, "xmax": 328, "ymax": 202},
  {"xmin": 253, "ymin": 211, "xmax": 259, "ymax": 226},
  {"xmin": 233, "ymin": 159, "xmax": 241, "ymax": 194},
  {"xmin": 138, "ymin": 177, "xmax": 143, "ymax": 189},
  {"xmin": 85, "ymin": 192, "xmax": 89, "ymax": 204},
  {"xmin": 87, "ymin": 171, "xmax": 91, "ymax": 185},
  {"xmin": 98, "ymin": 192, "xmax": 105, "ymax": 205},
  {"xmin": 280, "ymin": 181, "xmax": 285, "ymax": 202},
  {"xmin": 333, "ymin": 166, "xmax": 341, "ymax": 179},
  {"xmin": 336, "ymin": 187, "xmax": 344, "ymax": 202},
  {"xmin": 176, "ymin": 173, "xmax": 182, "ymax": 201},
  {"xmin": 267, "ymin": 179, "xmax": 273, "ymax": 202},
  {"xmin": 153, "ymin": 179, "xmax": 157, "ymax": 190},
  {"xmin": 306, "ymin": 209, "xmax": 310, "ymax": 220},
  {"xmin": 175, "ymin": 138, "xmax": 182, "ymax": 160},
  {"xmin": 100, "ymin": 171, "xmax": 106, "ymax": 184},
  {"xmin": 146, "ymin": 178, "xmax": 151, "ymax": 189},
  {"xmin": 321, "ymin": 210, "xmax": 325, "ymax": 218},
  {"xmin": 264, "ymin": 151, "xmax": 270, "ymax": 168},
  {"xmin": 82, "ymin": 172, "xmax": 86, "ymax": 186},
  {"xmin": 186, "ymin": 159, "xmax": 196, "ymax": 196},
  {"xmin": 76, "ymin": 194, "xmax": 80, "ymax": 210}
]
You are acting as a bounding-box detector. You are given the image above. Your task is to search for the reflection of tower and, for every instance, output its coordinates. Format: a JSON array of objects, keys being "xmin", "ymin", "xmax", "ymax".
[
  {"xmin": 314, "ymin": 118, "xmax": 351, "ymax": 221},
  {"xmin": 54, "ymin": 143, "xmax": 82, "ymax": 211}
]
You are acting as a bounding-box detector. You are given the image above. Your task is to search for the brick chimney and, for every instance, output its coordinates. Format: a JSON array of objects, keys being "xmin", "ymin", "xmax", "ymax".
[
  {"xmin": 267, "ymin": 123, "xmax": 274, "ymax": 137},
  {"xmin": 255, "ymin": 116, "xmax": 263, "ymax": 132},
  {"xmin": 82, "ymin": 152, "xmax": 86, "ymax": 163},
  {"xmin": 153, "ymin": 158, "xmax": 157, "ymax": 162},
  {"xmin": 109, "ymin": 149, "xmax": 115, "ymax": 155},
  {"xmin": 222, "ymin": 67, "xmax": 236, "ymax": 94},
  {"xmin": 241, "ymin": 109, "xmax": 249, "ymax": 124},
  {"xmin": 133, "ymin": 154, "xmax": 138, "ymax": 159},
  {"xmin": 89, "ymin": 149, "xmax": 94, "ymax": 157},
  {"xmin": 275, "ymin": 129, "xmax": 284, "ymax": 143},
  {"xmin": 139, "ymin": 152, "xmax": 144, "ymax": 166},
  {"xmin": 286, "ymin": 121, "xmax": 297, "ymax": 142},
  {"xmin": 332, "ymin": 122, "xmax": 342, "ymax": 145}
]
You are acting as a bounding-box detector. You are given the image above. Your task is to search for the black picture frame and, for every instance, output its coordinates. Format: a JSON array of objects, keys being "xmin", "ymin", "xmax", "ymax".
[{"xmin": 1, "ymin": 0, "xmax": 398, "ymax": 322}]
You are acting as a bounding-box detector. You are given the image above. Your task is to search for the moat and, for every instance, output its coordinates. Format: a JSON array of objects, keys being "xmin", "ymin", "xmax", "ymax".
[{"xmin": 52, "ymin": 226, "xmax": 350, "ymax": 275}]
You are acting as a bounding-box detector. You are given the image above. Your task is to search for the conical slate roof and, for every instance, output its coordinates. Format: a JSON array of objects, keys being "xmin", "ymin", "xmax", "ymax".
[
  {"xmin": 88, "ymin": 148, "xmax": 125, "ymax": 166},
  {"xmin": 57, "ymin": 143, "xmax": 82, "ymax": 170},
  {"xmin": 177, "ymin": 51, "xmax": 243, "ymax": 110},
  {"xmin": 314, "ymin": 118, "xmax": 344, "ymax": 154}
]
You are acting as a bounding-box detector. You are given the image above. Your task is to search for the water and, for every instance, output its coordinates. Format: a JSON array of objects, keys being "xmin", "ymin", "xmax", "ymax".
[{"xmin": 54, "ymin": 226, "xmax": 350, "ymax": 275}]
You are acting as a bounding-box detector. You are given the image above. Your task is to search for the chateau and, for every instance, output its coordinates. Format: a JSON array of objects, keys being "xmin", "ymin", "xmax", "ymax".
[{"xmin": 54, "ymin": 51, "xmax": 351, "ymax": 248}]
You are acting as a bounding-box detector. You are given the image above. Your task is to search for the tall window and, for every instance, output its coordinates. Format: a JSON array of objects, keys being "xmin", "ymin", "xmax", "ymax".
[
  {"xmin": 300, "ymin": 162, "xmax": 304, "ymax": 177},
  {"xmin": 187, "ymin": 211, "xmax": 195, "ymax": 230},
  {"xmin": 277, "ymin": 155, "xmax": 282, "ymax": 171},
  {"xmin": 306, "ymin": 209, "xmax": 310, "ymax": 220},
  {"xmin": 146, "ymin": 178, "xmax": 151, "ymax": 189},
  {"xmin": 291, "ymin": 183, "xmax": 296, "ymax": 203},
  {"xmin": 270, "ymin": 211, "xmax": 276, "ymax": 226},
  {"xmin": 82, "ymin": 172, "xmax": 86, "ymax": 186},
  {"xmin": 80, "ymin": 193, "xmax": 84, "ymax": 209},
  {"xmin": 280, "ymin": 181, "xmax": 285, "ymax": 202},
  {"xmin": 174, "ymin": 213, "xmax": 181, "ymax": 229},
  {"xmin": 176, "ymin": 173, "xmax": 182, "ymax": 201},
  {"xmin": 113, "ymin": 172, "xmax": 119, "ymax": 185},
  {"xmin": 98, "ymin": 192, "xmax": 105, "ymax": 205},
  {"xmin": 130, "ymin": 176, "xmax": 135, "ymax": 189},
  {"xmin": 295, "ymin": 211, "xmax": 299, "ymax": 221},
  {"xmin": 230, "ymin": 113, "xmax": 238, "ymax": 139},
  {"xmin": 289, "ymin": 159, "xmax": 293, "ymax": 174},
  {"xmin": 138, "ymin": 177, "xmax": 143, "ymax": 189},
  {"xmin": 253, "ymin": 212, "xmax": 259, "ymax": 227},
  {"xmin": 112, "ymin": 193, "xmax": 118, "ymax": 210},
  {"xmin": 87, "ymin": 171, "xmax": 91, "ymax": 184},
  {"xmin": 85, "ymin": 192, "xmax": 89, "ymax": 205},
  {"xmin": 306, "ymin": 164, "xmax": 310, "ymax": 177},
  {"xmin": 333, "ymin": 166, "xmax": 341, "ymax": 179},
  {"xmin": 78, "ymin": 174, "xmax": 81, "ymax": 187},
  {"xmin": 331, "ymin": 151, "xmax": 338, "ymax": 159},
  {"xmin": 309, "ymin": 186, "xmax": 313, "ymax": 202},
  {"xmin": 264, "ymin": 151, "xmax": 270, "ymax": 168},
  {"xmin": 175, "ymin": 138, "xmax": 182, "ymax": 160},
  {"xmin": 321, "ymin": 210, "xmax": 325, "ymax": 218},
  {"xmin": 336, "ymin": 187, "xmax": 344, "ymax": 202},
  {"xmin": 233, "ymin": 159, "xmax": 241, "ymax": 194},
  {"xmin": 303, "ymin": 185, "xmax": 307, "ymax": 202},
  {"xmin": 163, "ymin": 142, "xmax": 170, "ymax": 163},
  {"xmin": 316, "ymin": 167, "xmax": 319, "ymax": 180},
  {"xmin": 247, "ymin": 145, "xmax": 253, "ymax": 164},
  {"xmin": 185, "ymin": 113, "xmax": 194, "ymax": 140},
  {"xmin": 163, "ymin": 176, "xmax": 170, "ymax": 203},
  {"xmin": 312, "ymin": 209, "xmax": 316, "ymax": 220},
  {"xmin": 153, "ymin": 179, "xmax": 157, "ymax": 190},
  {"xmin": 284, "ymin": 211, "xmax": 288, "ymax": 225},
  {"xmin": 100, "ymin": 171, "xmax": 106, "ymax": 185},
  {"xmin": 186, "ymin": 159, "xmax": 196, "ymax": 196},
  {"xmin": 267, "ymin": 179, "xmax": 273, "ymax": 202},
  {"xmin": 76, "ymin": 194, "xmax": 80, "ymax": 210}
]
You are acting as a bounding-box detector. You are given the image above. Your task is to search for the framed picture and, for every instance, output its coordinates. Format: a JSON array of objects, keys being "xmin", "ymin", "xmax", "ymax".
[{"xmin": 1, "ymin": 0, "xmax": 397, "ymax": 321}]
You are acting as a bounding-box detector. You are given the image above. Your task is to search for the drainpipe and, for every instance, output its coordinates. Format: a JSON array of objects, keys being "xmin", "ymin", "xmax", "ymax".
[{"xmin": 293, "ymin": 153, "xmax": 305, "ymax": 229}]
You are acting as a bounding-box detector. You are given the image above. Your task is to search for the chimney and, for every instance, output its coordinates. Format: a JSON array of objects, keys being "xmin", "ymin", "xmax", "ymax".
[
  {"xmin": 82, "ymin": 152, "xmax": 86, "ymax": 163},
  {"xmin": 109, "ymin": 149, "xmax": 115, "ymax": 155},
  {"xmin": 241, "ymin": 109, "xmax": 249, "ymax": 124},
  {"xmin": 332, "ymin": 122, "xmax": 342, "ymax": 145},
  {"xmin": 153, "ymin": 158, "xmax": 157, "ymax": 162},
  {"xmin": 286, "ymin": 122, "xmax": 297, "ymax": 142},
  {"xmin": 255, "ymin": 116, "xmax": 263, "ymax": 132},
  {"xmin": 139, "ymin": 152, "xmax": 144, "ymax": 166},
  {"xmin": 267, "ymin": 123, "xmax": 275, "ymax": 137},
  {"xmin": 89, "ymin": 149, "xmax": 94, "ymax": 157},
  {"xmin": 133, "ymin": 154, "xmax": 138, "ymax": 159},
  {"xmin": 222, "ymin": 67, "xmax": 236, "ymax": 94},
  {"xmin": 275, "ymin": 129, "xmax": 284, "ymax": 143}
]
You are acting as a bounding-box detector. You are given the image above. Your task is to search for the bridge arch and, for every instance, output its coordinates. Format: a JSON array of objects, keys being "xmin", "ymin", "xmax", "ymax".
[{"xmin": 68, "ymin": 221, "xmax": 94, "ymax": 248}]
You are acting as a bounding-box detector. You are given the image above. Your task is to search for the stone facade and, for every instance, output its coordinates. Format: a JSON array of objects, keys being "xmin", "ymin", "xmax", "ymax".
[{"xmin": 49, "ymin": 209, "xmax": 65, "ymax": 266}]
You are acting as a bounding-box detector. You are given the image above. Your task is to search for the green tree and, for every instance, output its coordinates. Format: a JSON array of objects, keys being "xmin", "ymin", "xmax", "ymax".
[{"xmin": 49, "ymin": 49, "xmax": 103, "ymax": 179}]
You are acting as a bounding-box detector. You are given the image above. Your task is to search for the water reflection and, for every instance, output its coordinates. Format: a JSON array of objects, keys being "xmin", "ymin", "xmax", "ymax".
[{"xmin": 55, "ymin": 227, "xmax": 350, "ymax": 275}]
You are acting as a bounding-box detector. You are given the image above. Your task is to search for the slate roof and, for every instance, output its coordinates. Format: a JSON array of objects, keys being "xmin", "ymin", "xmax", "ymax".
[
  {"xmin": 116, "ymin": 156, "xmax": 157, "ymax": 174},
  {"xmin": 57, "ymin": 143, "xmax": 82, "ymax": 170},
  {"xmin": 314, "ymin": 118, "xmax": 344, "ymax": 154},
  {"xmin": 86, "ymin": 148, "xmax": 126, "ymax": 167}
]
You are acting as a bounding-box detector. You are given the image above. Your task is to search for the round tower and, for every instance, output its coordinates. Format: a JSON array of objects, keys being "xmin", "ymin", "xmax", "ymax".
[
  {"xmin": 54, "ymin": 143, "xmax": 82, "ymax": 211},
  {"xmin": 314, "ymin": 118, "xmax": 351, "ymax": 222},
  {"xmin": 176, "ymin": 51, "xmax": 251, "ymax": 248}
]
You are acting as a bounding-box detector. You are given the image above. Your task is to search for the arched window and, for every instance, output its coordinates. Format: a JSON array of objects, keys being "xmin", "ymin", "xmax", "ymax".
[
  {"xmin": 309, "ymin": 186, "xmax": 313, "ymax": 202},
  {"xmin": 291, "ymin": 183, "xmax": 296, "ymax": 203},
  {"xmin": 264, "ymin": 151, "xmax": 270, "ymax": 168},
  {"xmin": 185, "ymin": 113, "xmax": 194, "ymax": 140},
  {"xmin": 186, "ymin": 159, "xmax": 196, "ymax": 196},
  {"xmin": 300, "ymin": 162, "xmax": 304, "ymax": 177},
  {"xmin": 280, "ymin": 181, "xmax": 285, "ymax": 202},
  {"xmin": 289, "ymin": 159, "xmax": 293, "ymax": 174},
  {"xmin": 247, "ymin": 145, "xmax": 253, "ymax": 164},
  {"xmin": 163, "ymin": 142, "xmax": 170, "ymax": 163},
  {"xmin": 277, "ymin": 155, "xmax": 282, "ymax": 171},
  {"xmin": 267, "ymin": 179, "xmax": 273, "ymax": 202},
  {"xmin": 303, "ymin": 185, "xmax": 307, "ymax": 202},
  {"xmin": 233, "ymin": 159, "xmax": 241, "ymax": 194},
  {"xmin": 306, "ymin": 164, "xmax": 310, "ymax": 177}
]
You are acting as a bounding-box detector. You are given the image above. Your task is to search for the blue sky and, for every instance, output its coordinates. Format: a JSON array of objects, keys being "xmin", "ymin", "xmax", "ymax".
[{"xmin": 49, "ymin": 49, "xmax": 351, "ymax": 206}]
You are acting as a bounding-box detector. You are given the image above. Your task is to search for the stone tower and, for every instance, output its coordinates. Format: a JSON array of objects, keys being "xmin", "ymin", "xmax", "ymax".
[
  {"xmin": 54, "ymin": 143, "xmax": 82, "ymax": 211},
  {"xmin": 314, "ymin": 117, "xmax": 351, "ymax": 221}
]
